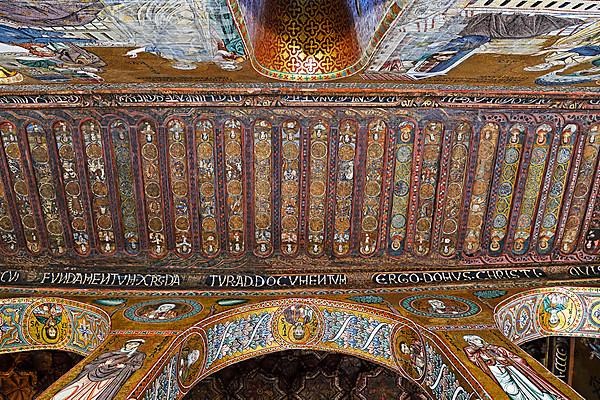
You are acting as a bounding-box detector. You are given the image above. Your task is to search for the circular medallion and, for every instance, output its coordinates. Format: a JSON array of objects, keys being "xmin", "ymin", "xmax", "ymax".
[
  {"xmin": 86, "ymin": 143, "xmax": 103, "ymax": 159},
  {"xmin": 169, "ymin": 142, "xmax": 186, "ymax": 158},
  {"xmin": 22, "ymin": 215, "xmax": 36, "ymax": 229},
  {"xmin": 142, "ymin": 143, "xmax": 158, "ymax": 160},
  {"xmin": 504, "ymin": 148, "xmax": 519, "ymax": 164},
  {"xmin": 311, "ymin": 142, "xmax": 327, "ymax": 159},
  {"xmin": 39, "ymin": 183, "xmax": 56, "ymax": 200},
  {"xmin": 394, "ymin": 181, "xmax": 409, "ymax": 197},
  {"xmin": 172, "ymin": 181, "xmax": 188, "ymax": 197},
  {"xmin": 392, "ymin": 325, "xmax": 426, "ymax": 381},
  {"xmin": 5, "ymin": 143, "xmax": 20, "ymax": 158},
  {"xmin": 338, "ymin": 145, "xmax": 355, "ymax": 161},
  {"xmin": 365, "ymin": 181, "xmax": 381, "ymax": 197},
  {"xmin": 13, "ymin": 180, "xmax": 29, "ymax": 196},
  {"xmin": 498, "ymin": 182, "xmax": 512, "ymax": 197},
  {"xmin": 447, "ymin": 182, "xmax": 462, "ymax": 198},
  {"xmin": 396, "ymin": 146, "xmax": 411, "ymax": 163},
  {"xmin": 92, "ymin": 181, "xmax": 108, "ymax": 197},
  {"xmin": 254, "ymin": 141, "xmax": 272, "ymax": 160},
  {"xmin": 516, "ymin": 304, "xmax": 532, "ymax": 335},
  {"xmin": 0, "ymin": 216, "xmax": 12, "ymax": 231},
  {"xmin": 493, "ymin": 214, "xmax": 508, "ymax": 229},
  {"xmin": 283, "ymin": 142, "xmax": 299, "ymax": 160},
  {"xmin": 148, "ymin": 217, "xmax": 163, "ymax": 232},
  {"xmin": 124, "ymin": 299, "xmax": 202, "ymax": 323},
  {"xmin": 400, "ymin": 295, "xmax": 480, "ymax": 319},
  {"xmin": 175, "ymin": 216, "xmax": 190, "ymax": 231},
  {"xmin": 31, "ymin": 146, "xmax": 49, "ymax": 163},
  {"xmin": 202, "ymin": 217, "xmax": 217, "ymax": 231},
  {"xmin": 367, "ymin": 143, "xmax": 384, "ymax": 159},
  {"xmin": 197, "ymin": 143, "xmax": 213, "ymax": 159},
  {"xmin": 97, "ymin": 215, "xmax": 113, "ymax": 230},
  {"xmin": 362, "ymin": 215, "xmax": 378, "ymax": 231},
  {"xmin": 47, "ymin": 220, "xmax": 63, "ymax": 235},
  {"xmin": 65, "ymin": 181, "xmax": 81, "ymax": 196},
  {"xmin": 227, "ymin": 180, "xmax": 243, "ymax": 196},
  {"xmin": 442, "ymin": 219, "xmax": 457, "ymax": 234},
  {"xmin": 178, "ymin": 332, "xmax": 205, "ymax": 389},
  {"xmin": 590, "ymin": 301, "xmax": 600, "ymax": 328},
  {"xmin": 310, "ymin": 181, "xmax": 326, "ymax": 197},
  {"xmin": 502, "ymin": 311, "xmax": 515, "ymax": 338},
  {"xmin": 391, "ymin": 214, "xmax": 406, "ymax": 229},
  {"xmin": 229, "ymin": 215, "xmax": 244, "ymax": 230},
  {"xmin": 337, "ymin": 181, "xmax": 353, "ymax": 197},
  {"xmin": 282, "ymin": 215, "xmax": 298, "ymax": 230},
  {"xmin": 536, "ymin": 291, "xmax": 583, "ymax": 333},
  {"xmin": 225, "ymin": 141, "xmax": 241, "ymax": 157},
  {"xmin": 309, "ymin": 217, "xmax": 324, "ymax": 232},
  {"xmin": 24, "ymin": 302, "xmax": 71, "ymax": 346},
  {"xmin": 200, "ymin": 182, "xmax": 214, "ymax": 197},
  {"xmin": 58, "ymin": 144, "xmax": 74, "ymax": 160},
  {"xmin": 255, "ymin": 213, "xmax": 271, "ymax": 229},
  {"xmin": 273, "ymin": 303, "xmax": 322, "ymax": 346}
]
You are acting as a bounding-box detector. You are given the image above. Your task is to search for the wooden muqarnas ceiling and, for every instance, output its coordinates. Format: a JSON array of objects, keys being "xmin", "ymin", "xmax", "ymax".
[{"xmin": 0, "ymin": 103, "xmax": 598, "ymax": 270}]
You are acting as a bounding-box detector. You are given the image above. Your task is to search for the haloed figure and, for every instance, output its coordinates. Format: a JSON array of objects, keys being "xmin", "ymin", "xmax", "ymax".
[
  {"xmin": 51, "ymin": 339, "xmax": 146, "ymax": 400},
  {"xmin": 463, "ymin": 335, "xmax": 565, "ymax": 400}
]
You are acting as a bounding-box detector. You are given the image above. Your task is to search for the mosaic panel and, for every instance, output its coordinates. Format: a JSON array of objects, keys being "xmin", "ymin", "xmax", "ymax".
[
  {"xmin": 423, "ymin": 342, "xmax": 477, "ymax": 400},
  {"xmin": 167, "ymin": 119, "xmax": 193, "ymax": 256},
  {"xmin": 463, "ymin": 122, "xmax": 500, "ymax": 256},
  {"xmin": 307, "ymin": 119, "xmax": 329, "ymax": 256},
  {"xmin": 139, "ymin": 120, "xmax": 167, "ymax": 257},
  {"xmin": 388, "ymin": 120, "xmax": 415, "ymax": 256},
  {"xmin": 333, "ymin": 120, "xmax": 358, "ymax": 256},
  {"xmin": 359, "ymin": 119, "xmax": 386, "ymax": 255},
  {"xmin": 322, "ymin": 309, "xmax": 393, "ymax": 363},
  {"xmin": 252, "ymin": 119, "xmax": 273, "ymax": 256},
  {"xmin": 223, "ymin": 118, "xmax": 245, "ymax": 255},
  {"xmin": 538, "ymin": 124, "xmax": 577, "ymax": 254},
  {"xmin": 512, "ymin": 124, "xmax": 552, "ymax": 255},
  {"xmin": 496, "ymin": 288, "xmax": 600, "ymax": 344},
  {"xmin": 54, "ymin": 121, "xmax": 90, "ymax": 255},
  {"xmin": 0, "ymin": 297, "xmax": 109, "ymax": 356},
  {"xmin": 195, "ymin": 119, "xmax": 220, "ymax": 257},
  {"xmin": 488, "ymin": 123, "xmax": 525, "ymax": 255},
  {"xmin": 81, "ymin": 119, "xmax": 115, "ymax": 254},
  {"xmin": 205, "ymin": 310, "xmax": 275, "ymax": 369},
  {"xmin": 26, "ymin": 123, "xmax": 66, "ymax": 255},
  {"xmin": 400, "ymin": 295, "xmax": 480, "ymax": 319},
  {"xmin": 143, "ymin": 355, "xmax": 180, "ymax": 400},
  {"xmin": 109, "ymin": 119, "xmax": 140, "ymax": 255},
  {"xmin": 438, "ymin": 122, "xmax": 471, "ymax": 257},
  {"xmin": 560, "ymin": 124, "xmax": 600, "ymax": 254},
  {"xmin": 0, "ymin": 122, "xmax": 41, "ymax": 253},
  {"xmin": 412, "ymin": 121, "xmax": 443, "ymax": 256}
]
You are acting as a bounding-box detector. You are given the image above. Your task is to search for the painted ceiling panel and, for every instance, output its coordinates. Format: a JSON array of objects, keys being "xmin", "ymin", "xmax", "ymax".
[{"xmin": 0, "ymin": 107, "xmax": 598, "ymax": 269}]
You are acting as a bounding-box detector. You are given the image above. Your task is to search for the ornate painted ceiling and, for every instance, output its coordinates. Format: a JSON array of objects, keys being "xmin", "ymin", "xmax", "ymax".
[{"xmin": 0, "ymin": 105, "xmax": 598, "ymax": 275}]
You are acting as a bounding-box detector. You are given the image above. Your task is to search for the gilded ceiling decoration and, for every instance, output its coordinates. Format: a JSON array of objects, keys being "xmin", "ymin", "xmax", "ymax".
[{"xmin": 0, "ymin": 106, "xmax": 597, "ymax": 270}]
